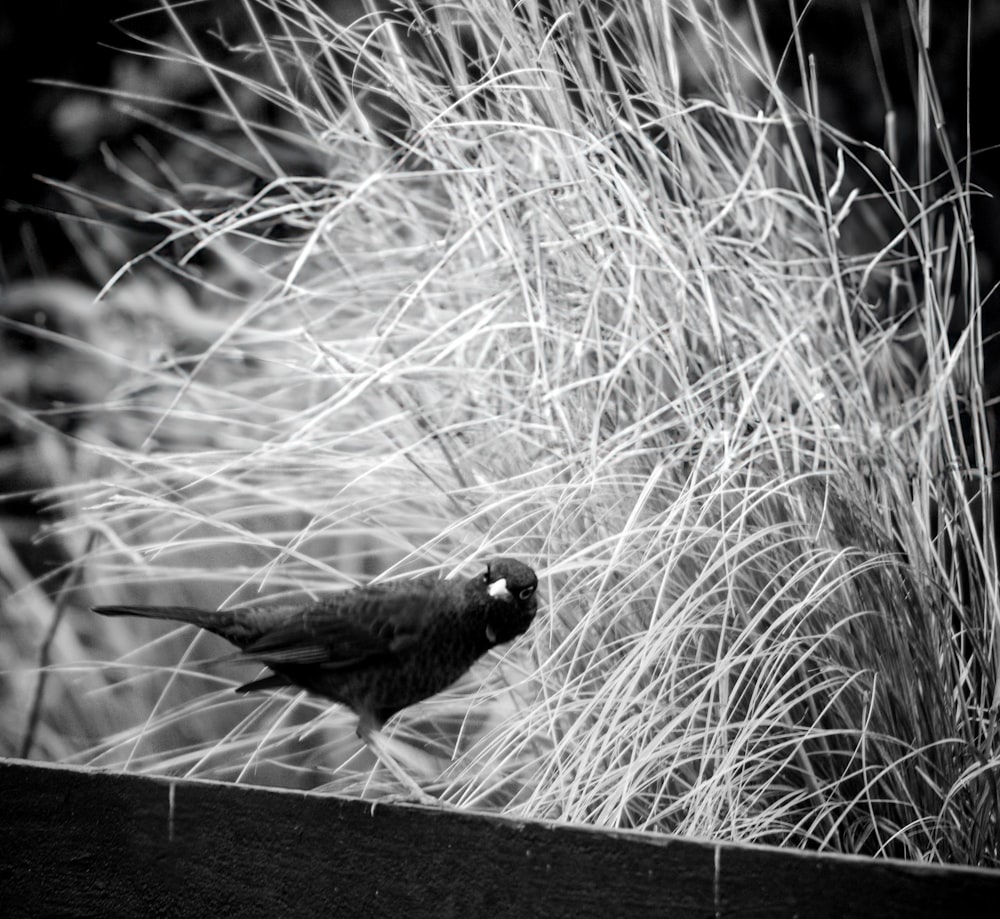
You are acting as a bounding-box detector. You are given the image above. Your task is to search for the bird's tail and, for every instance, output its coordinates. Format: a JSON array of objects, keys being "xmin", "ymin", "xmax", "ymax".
[{"xmin": 91, "ymin": 604, "xmax": 251, "ymax": 643}]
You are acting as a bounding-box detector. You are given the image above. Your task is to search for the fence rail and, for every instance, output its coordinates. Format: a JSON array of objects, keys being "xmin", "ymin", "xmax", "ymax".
[{"xmin": 1, "ymin": 758, "xmax": 996, "ymax": 917}]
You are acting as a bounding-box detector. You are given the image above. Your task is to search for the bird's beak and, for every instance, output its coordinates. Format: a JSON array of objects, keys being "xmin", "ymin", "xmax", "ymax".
[{"xmin": 487, "ymin": 577, "xmax": 511, "ymax": 601}]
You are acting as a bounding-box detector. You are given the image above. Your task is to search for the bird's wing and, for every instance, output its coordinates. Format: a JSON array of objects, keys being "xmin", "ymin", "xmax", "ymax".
[{"xmin": 238, "ymin": 583, "xmax": 434, "ymax": 669}]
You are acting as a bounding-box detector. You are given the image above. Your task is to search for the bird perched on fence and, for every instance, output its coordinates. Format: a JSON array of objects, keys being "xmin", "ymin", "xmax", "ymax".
[{"xmin": 93, "ymin": 557, "xmax": 539, "ymax": 801}]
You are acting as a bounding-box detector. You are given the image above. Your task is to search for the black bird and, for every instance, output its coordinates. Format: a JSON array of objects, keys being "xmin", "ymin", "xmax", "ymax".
[{"xmin": 93, "ymin": 557, "xmax": 539, "ymax": 799}]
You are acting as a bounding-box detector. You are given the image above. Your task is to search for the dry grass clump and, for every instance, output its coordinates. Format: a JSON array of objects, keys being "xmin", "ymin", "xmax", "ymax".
[{"xmin": 11, "ymin": 0, "xmax": 996, "ymax": 864}]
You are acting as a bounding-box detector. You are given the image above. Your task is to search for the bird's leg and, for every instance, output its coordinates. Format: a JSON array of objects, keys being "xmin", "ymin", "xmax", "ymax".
[{"xmin": 356, "ymin": 716, "xmax": 438, "ymax": 806}]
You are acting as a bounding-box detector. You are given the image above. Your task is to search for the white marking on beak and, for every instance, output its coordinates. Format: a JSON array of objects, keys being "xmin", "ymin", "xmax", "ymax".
[
  {"xmin": 487, "ymin": 577, "xmax": 511, "ymax": 601},
  {"xmin": 485, "ymin": 624, "xmax": 497, "ymax": 643}
]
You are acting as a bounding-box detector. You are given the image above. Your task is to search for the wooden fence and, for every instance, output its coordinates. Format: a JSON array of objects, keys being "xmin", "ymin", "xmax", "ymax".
[{"xmin": 1, "ymin": 757, "xmax": 997, "ymax": 917}]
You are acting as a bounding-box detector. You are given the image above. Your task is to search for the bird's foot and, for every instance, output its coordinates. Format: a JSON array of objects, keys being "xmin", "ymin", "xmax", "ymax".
[{"xmin": 358, "ymin": 721, "xmax": 440, "ymax": 808}]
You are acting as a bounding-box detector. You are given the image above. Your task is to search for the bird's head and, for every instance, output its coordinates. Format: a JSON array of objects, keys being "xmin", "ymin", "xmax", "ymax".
[{"xmin": 477, "ymin": 557, "xmax": 539, "ymax": 646}]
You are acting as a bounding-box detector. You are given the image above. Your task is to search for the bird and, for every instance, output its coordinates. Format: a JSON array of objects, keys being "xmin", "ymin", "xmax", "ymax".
[{"xmin": 92, "ymin": 557, "xmax": 539, "ymax": 800}]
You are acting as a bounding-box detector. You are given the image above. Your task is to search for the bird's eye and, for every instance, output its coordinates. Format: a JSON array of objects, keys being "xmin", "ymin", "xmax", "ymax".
[{"xmin": 518, "ymin": 586, "xmax": 535, "ymax": 601}]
